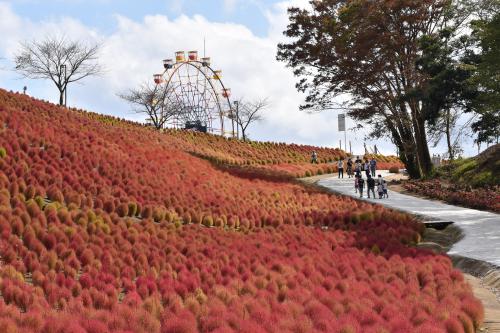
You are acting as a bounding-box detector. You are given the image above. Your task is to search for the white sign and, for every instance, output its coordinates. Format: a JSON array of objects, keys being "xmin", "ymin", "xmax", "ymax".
[{"xmin": 338, "ymin": 113, "xmax": 346, "ymax": 132}]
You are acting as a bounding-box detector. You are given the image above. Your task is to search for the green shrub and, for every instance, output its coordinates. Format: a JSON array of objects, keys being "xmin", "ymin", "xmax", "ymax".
[
  {"xmin": 202, "ymin": 215, "xmax": 213, "ymax": 227},
  {"xmin": 452, "ymin": 158, "xmax": 477, "ymax": 180},
  {"xmin": 0, "ymin": 147, "xmax": 6, "ymax": 158},
  {"xmin": 371, "ymin": 244, "xmax": 381, "ymax": 255},
  {"xmin": 388, "ymin": 166, "xmax": 399, "ymax": 174},
  {"xmin": 469, "ymin": 171, "xmax": 492, "ymax": 187},
  {"xmin": 128, "ymin": 202, "xmax": 138, "ymax": 217}
]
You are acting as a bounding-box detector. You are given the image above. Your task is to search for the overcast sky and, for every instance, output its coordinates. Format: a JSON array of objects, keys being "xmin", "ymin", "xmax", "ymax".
[{"xmin": 0, "ymin": 1, "xmax": 480, "ymax": 156}]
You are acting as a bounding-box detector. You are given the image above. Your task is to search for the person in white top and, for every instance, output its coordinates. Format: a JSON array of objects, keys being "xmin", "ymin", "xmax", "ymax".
[
  {"xmin": 337, "ymin": 158, "xmax": 344, "ymax": 178},
  {"xmin": 377, "ymin": 180, "xmax": 384, "ymax": 199}
]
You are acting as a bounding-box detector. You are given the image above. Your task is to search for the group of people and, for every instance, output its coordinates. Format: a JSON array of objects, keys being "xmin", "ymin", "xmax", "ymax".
[
  {"xmin": 310, "ymin": 152, "xmax": 389, "ymax": 199},
  {"xmin": 336, "ymin": 156, "xmax": 377, "ymax": 179},
  {"xmin": 355, "ymin": 174, "xmax": 388, "ymax": 199}
]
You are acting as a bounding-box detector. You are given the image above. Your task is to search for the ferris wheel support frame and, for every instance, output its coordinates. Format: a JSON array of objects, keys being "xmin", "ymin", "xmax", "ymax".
[{"xmin": 159, "ymin": 60, "xmax": 235, "ymax": 137}]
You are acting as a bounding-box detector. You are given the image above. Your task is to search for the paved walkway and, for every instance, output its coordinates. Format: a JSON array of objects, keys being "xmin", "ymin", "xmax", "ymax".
[{"xmin": 318, "ymin": 171, "xmax": 500, "ymax": 266}]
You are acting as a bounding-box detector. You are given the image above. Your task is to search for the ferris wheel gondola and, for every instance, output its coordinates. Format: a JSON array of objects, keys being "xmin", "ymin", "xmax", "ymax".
[{"xmin": 153, "ymin": 51, "xmax": 235, "ymax": 136}]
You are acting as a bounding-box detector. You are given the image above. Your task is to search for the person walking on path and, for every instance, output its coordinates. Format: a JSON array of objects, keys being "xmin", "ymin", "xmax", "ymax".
[
  {"xmin": 357, "ymin": 176, "xmax": 365, "ymax": 198},
  {"xmin": 346, "ymin": 159, "xmax": 353, "ymax": 178},
  {"xmin": 377, "ymin": 179, "xmax": 384, "ymax": 199},
  {"xmin": 382, "ymin": 180, "xmax": 389, "ymax": 198},
  {"xmin": 370, "ymin": 158, "xmax": 377, "ymax": 177},
  {"xmin": 354, "ymin": 175, "xmax": 359, "ymax": 193},
  {"xmin": 337, "ymin": 158, "xmax": 344, "ymax": 178},
  {"xmin": 364, "ymin": 160, "xmax": 370, "ymax": 178},
  {"xmin": 355, "ymin": 160, "xmax": 361, "ymax": 174},
  {"xmin": 367, "ymin": 175, "xmax": 376, "ymax": 199},
  {"xmin": 311, "ymin": 151, "xmax": 318, "ymax": 164}
]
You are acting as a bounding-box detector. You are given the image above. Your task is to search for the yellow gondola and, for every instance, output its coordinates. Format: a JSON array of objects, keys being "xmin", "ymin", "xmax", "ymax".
[
  {"xmin": 175, "ymin": 51, "xmax": 185, "ymax": 63},
  {"xmin": 213, "ymin": 70, "xmax": 222, "ymax": 80}
]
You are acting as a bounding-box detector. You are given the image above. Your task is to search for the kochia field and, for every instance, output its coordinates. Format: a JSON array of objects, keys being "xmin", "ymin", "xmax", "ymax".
[{"xmin": 0, "ymin": 89, "xmax": 482, "ymax": 333}]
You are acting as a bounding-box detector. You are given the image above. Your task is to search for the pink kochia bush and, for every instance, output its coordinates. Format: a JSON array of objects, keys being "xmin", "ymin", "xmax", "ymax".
[
  {"xmin": 0, "ymin": 89, "xmax": 484, "ymax": 332},
  {"xmin": 404, "ymin": 179, "xmax": 500, "ymax": 212}
]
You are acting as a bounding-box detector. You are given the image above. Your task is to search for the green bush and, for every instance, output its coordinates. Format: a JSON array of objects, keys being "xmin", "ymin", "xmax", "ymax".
[
  {"xmin": 451, "ymin": 158, "xmax": 477, "ymax": 180},
  {"xmin": 202, "ymin": 215, "xmax": 214, "ymax": 227},
  {"xmin": 389, "ymin": 166, "xmax": 399, "ymax": 174},
  {"xmin": 470, "ymin": 171, "xmax": 492, "ymax": 188},
  {"xmin": 0, "ymin": 147, "xmax": 6, "ymax": 158}
]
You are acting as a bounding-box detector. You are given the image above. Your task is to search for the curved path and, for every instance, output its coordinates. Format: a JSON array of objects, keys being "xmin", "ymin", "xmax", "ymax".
[{"xmin": 317, "ymin": 171, "xmax": 500, "ymax": 266}]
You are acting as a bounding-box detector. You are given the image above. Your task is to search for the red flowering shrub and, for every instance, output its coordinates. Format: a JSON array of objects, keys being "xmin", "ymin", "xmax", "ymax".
[
  {"xmin": 404, "ymin": 180, "xmax": 500, "ymax": 212},
  {"xmin": 0, "ymin": 89, "xmax": 482, "ymax": 331}
]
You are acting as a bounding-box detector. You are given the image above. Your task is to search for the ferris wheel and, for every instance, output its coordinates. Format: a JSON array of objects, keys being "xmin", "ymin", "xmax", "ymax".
[{"xmin": 153, "ymin": 51, "xmax": 235, "ymax": 136}]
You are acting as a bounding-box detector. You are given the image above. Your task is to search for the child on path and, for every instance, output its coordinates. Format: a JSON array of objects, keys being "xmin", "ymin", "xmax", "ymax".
[
  {"xmin": 377, "ymin": 180, "xmax": 384, "ymax": 199},
  {"xmin": 354, "ymin": 175, "xmax": 359, "ymax": 193},
  {"xmin": 383, "ymin": 180, "xmax": 389, "ymax": 198}
]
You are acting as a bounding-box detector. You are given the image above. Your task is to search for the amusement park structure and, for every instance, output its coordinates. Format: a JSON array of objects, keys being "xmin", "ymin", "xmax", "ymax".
[{"xmin": 153, "ymin": 51, "xmax": 235, "ymax": 137}]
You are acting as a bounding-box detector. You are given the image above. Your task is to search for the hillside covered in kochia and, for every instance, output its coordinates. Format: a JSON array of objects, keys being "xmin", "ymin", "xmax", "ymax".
[{"xmin": 0, "ymin": 89, "xmax": 483, "ymax": 332}]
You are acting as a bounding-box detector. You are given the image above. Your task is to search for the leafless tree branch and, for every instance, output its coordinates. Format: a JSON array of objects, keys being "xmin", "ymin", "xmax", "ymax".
[
  {"xmin": 13, "ymin": 36, "xmax": 102, "ymax": 105},
  {"xmin": 118, "ymin": 81, "xmax": 180, "ymax": 130},
  {"xmin": 233, "ymin": 97, "xmax": 269, "ymax": 141}
]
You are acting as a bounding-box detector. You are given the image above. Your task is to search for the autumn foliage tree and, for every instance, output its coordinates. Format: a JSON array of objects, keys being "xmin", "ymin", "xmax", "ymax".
[{"xmin": 277, "ymin": 0, "xmax": 467, "ymax": 178}]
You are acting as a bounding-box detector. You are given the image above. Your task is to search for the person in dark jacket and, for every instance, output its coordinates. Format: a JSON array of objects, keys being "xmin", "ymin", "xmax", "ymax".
[
  {"xmin": 370, "ymin": 158, "xmax": 377, "ymax": 177},
  {"xmin": 357, "ymin": 176, "xmax": 365, "ymax": 198},
  {"xmin": 367, "ymin": 175, "xmax": 376, "ymax": 199},
  {"xmin": 346, "ymin": 159, "xmax": 353, "ymax": 178}
]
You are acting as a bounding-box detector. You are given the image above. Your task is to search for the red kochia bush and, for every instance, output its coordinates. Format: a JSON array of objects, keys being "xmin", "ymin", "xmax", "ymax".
[{"xmin": 0, "ymin": 89, "xmax": 483, "ymax": 332}]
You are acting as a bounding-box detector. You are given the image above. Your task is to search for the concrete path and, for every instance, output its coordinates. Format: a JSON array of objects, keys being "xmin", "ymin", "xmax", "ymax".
[{"xmin": 318, "ymin": 171, "xmax": 500, "ymax": 266}]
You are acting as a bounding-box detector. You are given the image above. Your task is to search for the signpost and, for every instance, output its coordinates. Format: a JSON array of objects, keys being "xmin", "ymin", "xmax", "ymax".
[{"xmin": 338, "ymin": 113, "xmax": 347, "ymax": 153}]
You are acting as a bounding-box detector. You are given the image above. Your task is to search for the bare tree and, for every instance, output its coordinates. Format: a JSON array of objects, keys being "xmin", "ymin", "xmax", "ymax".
[
  {"xmin": 14, "ymin": 36, "xmax": 101, "ymax": 106},
  {"xmin": 233, "ymin": 98, "xmax": 269, "ymax": 141},
  {"xmin": 428, "ymin": 110, "xmax": 476, "ymax": 160},
  {"xmin": 119, "ymin": 82, "xmax": 179, "ymax": 130}
]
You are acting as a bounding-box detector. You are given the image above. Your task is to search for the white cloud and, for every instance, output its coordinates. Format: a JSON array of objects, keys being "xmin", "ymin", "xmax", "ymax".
[
  {"xmin": 1, "ymin": 0, "xmax": 475, "ymax": 156},
  {"xmin": 223, "ymin": 0, "xmax": 238, "ymax": 13}
]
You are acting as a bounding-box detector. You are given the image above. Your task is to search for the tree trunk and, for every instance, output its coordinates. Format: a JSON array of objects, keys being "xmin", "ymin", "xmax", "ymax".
[
  {"xmin": 59, "ymin": 90, "xmax": 64, "ymax": 106},
  {"xmin": 400, "ymin": 143, "xmax": 421, "ymax": 179},
  {"xmin": 445, "ymin": 110, "xmax": 454, "ymax": 160},
  {"xmin": 413, "ymin": 116, "xmax": 433, "ymax": 177},
  {"xmin": 386, "ymin": 119, "xmax": 421, "ymax": 179}
]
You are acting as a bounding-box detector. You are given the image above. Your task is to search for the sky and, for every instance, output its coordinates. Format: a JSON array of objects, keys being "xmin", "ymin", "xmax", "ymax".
[{"xmin": 0, "ymin": 0, "xmax": 480, "ymax": 156}]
